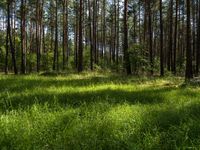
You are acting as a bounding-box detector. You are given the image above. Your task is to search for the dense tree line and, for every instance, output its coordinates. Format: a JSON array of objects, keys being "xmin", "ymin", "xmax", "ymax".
[{"xmin": 0, "ymin": 0, "xmax": 198, "ymax": 80}]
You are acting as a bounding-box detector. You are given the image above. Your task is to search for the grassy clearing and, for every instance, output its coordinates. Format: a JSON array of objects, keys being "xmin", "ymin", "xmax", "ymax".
[{"xmin": 0, "ymin": 73, "xmax": 200, "ymax": 149}]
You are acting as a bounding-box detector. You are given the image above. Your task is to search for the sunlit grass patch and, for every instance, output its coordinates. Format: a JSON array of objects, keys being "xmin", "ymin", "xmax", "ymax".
[{"xmin": 0, "ymin": 73, "xmax": 200, "ymax": 149}]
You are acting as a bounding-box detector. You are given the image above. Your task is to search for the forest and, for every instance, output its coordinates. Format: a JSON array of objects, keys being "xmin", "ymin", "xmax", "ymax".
[{"xmin": 0, "ymin": 0, "xmax": 200, "ymax": 149}]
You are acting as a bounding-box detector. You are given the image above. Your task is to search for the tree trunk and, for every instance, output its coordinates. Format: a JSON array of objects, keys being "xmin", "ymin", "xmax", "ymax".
[
  {"xmin": 197, "ymin": 0, "xmax": 200, "ymax": 74},
  {"xmin": 63, "ymin": 0, "xmax": 68, "ymax": 70},
  {"xmin": 78, "ymin": 0, "xmax": 83, "ymax": 72},
  {"xmin": 185, "ymin": 0, "xmax": 193, "ymax": 80},
  {"xmin": 88, "ymin": 0, "xmax": 93, "ymax": 70},
  {"xmin": 148, "ymin": 0, "xmax": 153, "ymax": 75},
  {"xmin": 173, "ymin": 0, "xmax": 178, "ymax": 74},
  {"xmin": 7, "ymin": 0, "xmax": 18, "ymax": 74},
  {"xmin": 168, "ymin": 0, "xmax": 173, "ymax": 71},
  {"xmin": 36, "ymin": 0, "xmax": 40, "ymax": 72},
  {"xmin": 5, "ymin": 19, "xmax": 9, "ymax": 74},
  {"xmin": 160, "ymin": 0, "xmax": 164, "ymax": 76},
  {"xmin": 123, "ymin": 0, "xmax": 131, "ymax": 74},
  {"xmin": 21, "ymin": 0, "xmax": 26, "ymax": 74}
]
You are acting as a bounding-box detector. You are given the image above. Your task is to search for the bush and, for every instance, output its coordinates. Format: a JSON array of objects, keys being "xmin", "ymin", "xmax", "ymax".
[{"xmin": 129, "ymin": 44, "xmax": 148, "ymax": 74}]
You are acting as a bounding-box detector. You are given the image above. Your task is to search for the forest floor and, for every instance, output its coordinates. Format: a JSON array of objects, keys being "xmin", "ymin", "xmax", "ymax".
[{"xmin": 0, "ymin": 72, "xmax": 200, "ymax": 149}]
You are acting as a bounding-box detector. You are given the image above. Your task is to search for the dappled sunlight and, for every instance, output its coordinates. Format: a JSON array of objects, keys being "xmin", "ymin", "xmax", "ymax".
[{"xmin": 1, "ymin": 74, "xmax": 200, "ymax": 149}]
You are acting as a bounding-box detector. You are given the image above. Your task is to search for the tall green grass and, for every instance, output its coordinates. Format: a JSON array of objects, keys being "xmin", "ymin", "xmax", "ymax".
[{"xmin": 0, "ymin": 73, "xmax": 200, "ymax": 149}]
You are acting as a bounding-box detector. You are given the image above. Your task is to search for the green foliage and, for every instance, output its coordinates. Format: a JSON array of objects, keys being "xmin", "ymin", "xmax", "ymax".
[
  {"xmin": 177, "ymin": 54, "xmax": 186, "ymax": 74},
  {"xmin": 83, "ymin": 46, "xmax": 91, "ymax": 70},
  {"xmin": 0, "ymin": 46, "xmax": 5, "ymax": 71},
  {"xmin": 0, "ymin": 0, "xmax": 6, "ymax": 9},
  {"xmin": 0, "ymin": 32, "xmax": 5, "ymax": 71},
  {"xmin": 41, "ymin": 52, "xmax": 54, "ymax": 71},
  {"xmin": 129, "ymin": 44, "xmax": 148, "ymax": 74},
  {"xmin": 0, "ymin": 73, "xmax": 200, "ymax": 149}
]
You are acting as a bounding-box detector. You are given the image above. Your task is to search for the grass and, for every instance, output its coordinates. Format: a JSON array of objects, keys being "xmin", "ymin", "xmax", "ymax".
[{"xmin": 0, "ymin": 72, "xmax": 200, "ymax": 149}]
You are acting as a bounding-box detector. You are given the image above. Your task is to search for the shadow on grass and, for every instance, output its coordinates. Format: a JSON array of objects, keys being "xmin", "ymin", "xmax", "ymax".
[
  {"xmin": 1, "ymin": 75, "xmax": 200, "ymax": 149},
  {"xmin": 1, "ymin": 86, "xmax": 177, "ymax": 111},
  {"xmin": 1, "ymin": 93, "xmax": 200, "ymax": 149},
  {"xmin": 4, "ymin": 92, "xmax": 198, "ymax": 150},
  {"xmin": 129, "ymin": 102, "xmax": 200, "ymax": 149},
  {"xmin": 0, "ymin": 75, "xmax": 196, "ymax": 112},
  {"xmin": 0, "ymin": 75, "xmax": 164, "ymax": 93}
]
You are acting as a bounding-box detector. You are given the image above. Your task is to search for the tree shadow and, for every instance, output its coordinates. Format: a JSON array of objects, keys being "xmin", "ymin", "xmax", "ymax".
[
  {"xmin": 0, "ymin": 75, "xmax": 166, "ymax": 93},
  {"xmin": 1, "ymin": 74, "xmax": 200, "ymax": 149},
  {"xmin": 1, "ymin": 86, "xmax": 177, "ymax": 112},
  {"xmin": 129, "ymin": 102, "xmax": 200, "ymax": 149},
  {"xmin": 7, "ymin": 90, "xmax": 198, "ymax": 149}
]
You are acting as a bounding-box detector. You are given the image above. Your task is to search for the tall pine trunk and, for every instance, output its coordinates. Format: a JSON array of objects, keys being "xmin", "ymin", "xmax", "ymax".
[
  {"xmin": 123, "ymin": 0, "xmax": 131, "ymax": 74},
  {"xmin": 185, "ymin": 0, "xmax": 193, "ymax": 80},
  {"xmin": 7, "ymin": 0, "xmax": 18, "ymax": 74},
  {"xmin": 160, "ymin": 0, "xmax": 164, "ymax": 76},
  {"xmin": 21, "ymin": 0, "xmax": 26, "ymax": 74},
  {"xmin": 78, "ymin": 0, "xmax": 83, "ymax": 72}
]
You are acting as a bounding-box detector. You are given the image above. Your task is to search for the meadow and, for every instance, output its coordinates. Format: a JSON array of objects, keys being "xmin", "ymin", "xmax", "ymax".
[{"xmin": 0, "ymin": 72, "xmax": 200, "ymax": 149}]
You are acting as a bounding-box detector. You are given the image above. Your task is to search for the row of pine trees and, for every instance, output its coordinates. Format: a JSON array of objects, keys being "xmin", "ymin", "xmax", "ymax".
[{"xmin": 0, "ymin": 0, "xmax": 198, "ymax": 80}]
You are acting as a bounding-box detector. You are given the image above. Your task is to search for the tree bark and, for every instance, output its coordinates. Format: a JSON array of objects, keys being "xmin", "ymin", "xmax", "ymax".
[
  {"xmin": 78, "ymin": 0, "xmax": 83, "ymax": 72},
  {"xmin": 185, "ymin": 0, "xmax": 193, "ymax": 80},
  {"xmin": 160, "ymin": 0, "xmax": 164, "ymax": 76},
  {"xmin": 123, "ymin": 0, "xmax": 131, "ymax": 75},
  {"xmin": 21, "ymin": 0, "xmax": 26, "ymax": 74},
  {"xmin": 7, "ymin": 0, "xmax": 18, "ymax": 74}
]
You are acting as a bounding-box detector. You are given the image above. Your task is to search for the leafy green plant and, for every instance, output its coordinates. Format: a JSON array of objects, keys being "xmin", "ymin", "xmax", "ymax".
[{"xmin": 129, "ymin": 44, "xmax": 148, "ymax": 74}]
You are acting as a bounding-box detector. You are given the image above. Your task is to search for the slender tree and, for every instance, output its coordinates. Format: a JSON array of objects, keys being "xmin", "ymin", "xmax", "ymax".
[
  {"xmin": 88, "ymin": 0, "xmax": 93, "ymax": 70},
  {"xmin": 123, "ymin": 0, "xmax": 131, "ymax": 74},
  {"xmin": 197, "ymin": 0, "xmax": 200, "ymax": 75},
  {"xmin": 173, "ymin": 0, "xmax": 178, "ymax": 74},
  {"xmin": 5, "ymin": 17, "xmax": 9, "ymax": 74},
  {"xmin": 93, "ymin": 0, "xmax": 97, "ymax": 64},
  {"xmin": 160, "ymin": 0, "xmax": 164, "ymax": 76},
  {"xmin": 185, "ymin": 0, "xmax": 193, "ymax": 80},
  {"xmin": 78, "ymin": 0, "xmax": 83, "ymax": 72},
  {"xmin": 63, "ymin": 0, "xmax": 68, "ymax": 70},
  {"xmin": 53, "ymin": 0, "xmax": 58, "ymax": 71},
  {"xmin": 7, "ymin": 0, "xmax": 18, "ymax": 74},
  {"xmin": 36, "ymin": 0, "xmax": 40, "ymax": 72},
  {"xmin": 167, "ymin": 0, "xmax": 173, "ymax": 71},
  {"xmin": 21, "ymin": 0, "xmax": 26, "ymax": 74},
  {"xmin": 148, "ymin": 0, "xmax": 153, "ymax": 75}
]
